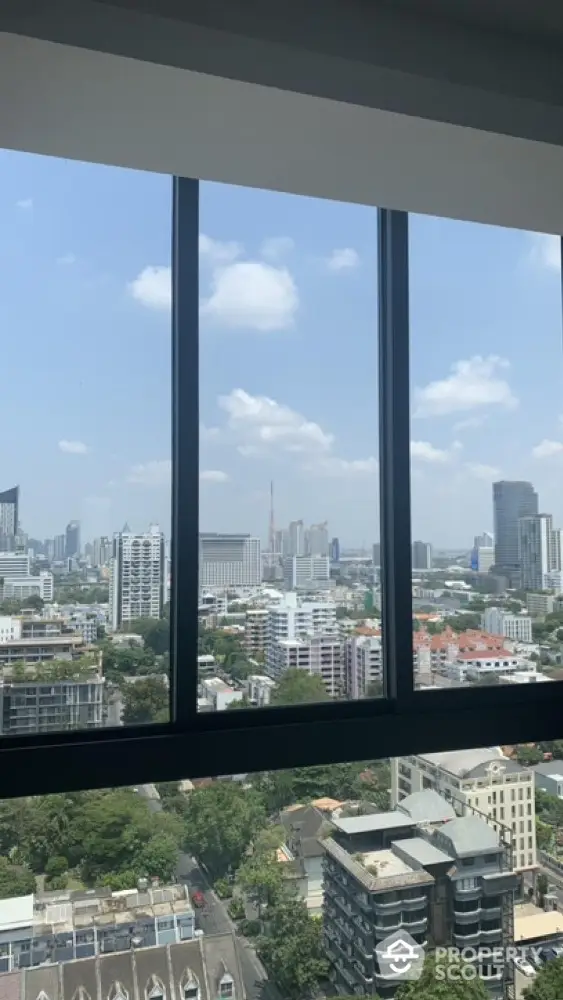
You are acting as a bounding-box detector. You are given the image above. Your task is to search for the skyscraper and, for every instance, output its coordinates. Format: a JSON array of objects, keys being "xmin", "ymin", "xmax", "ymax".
[
  {"xmin": 65, "ymin": 520, "xmax": 81, "ymax": 559},
  {"xmin": 518, "ymin": 513, "xmax": 553, "ymax": 590},
  {"xmin": 307, "ymin": 522, "xmax": 329, "ymax": 556},
  {"xmin": 288, "ymin": 520, "xmax": 305, "ymax": 557},
  {"xmin": 412, "ymin": 540, "xmax": 432, "ymax": 570},
  {"xmin": 0, "ymin": 486, "xmax": 19, "ymax": 551},
  {"xmin": 109, "ymin": 524, "xmax": 166, "ymax": 629},
  {"xmin": 199, "ymin": 533, "xmax": 261, "ymax": 588},
  {"xmin": 493, "ymin": 481, "xmax": 538, "ymax": 582}
]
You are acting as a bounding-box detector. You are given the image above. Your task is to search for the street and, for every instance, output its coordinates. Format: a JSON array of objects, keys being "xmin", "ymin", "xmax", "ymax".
[{"xmin": 177, "ymin": 853, "xmax": 280, "ymax": 1000}]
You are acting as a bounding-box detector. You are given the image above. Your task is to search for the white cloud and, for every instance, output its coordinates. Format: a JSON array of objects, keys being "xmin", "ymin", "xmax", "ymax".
[
  {"xmin": 202, "ymin": 260, "xmax": 298, "ymax": 331},
  {"xmin": 58, "ymin": 440, "xmax": 89, "ymax": 455},
  {"xmin": 56, "ymin": 253, "xmax": 76, "ymax": 265},
  {"xmin": 200, "ymin": 424, "xmax": 221, "ymax": 442},
  {"xmin": 528, "ymin": 233, "xmax": 560, "ymax": 272},
  {"xmin": 128, "ymin": 265, "xmax": 171, "ymax": 311},
  {"xmin": 326, "ymin": 248, "xmax": 360, "ymax": 271},
  {"xmin": 410, "ymin": 440, "xmax": 450, "ymax": 464},
  {"xmin": 453, "ymin": 415, "xmax": 487, "ymax": 433},
  {"xmin": 219, "ymin": 389, "xmax": 333, "ymax": 454},
  {"xmin": 199, "ymin": 233, "xmax": 242, "ymax": 265},
  {"xmin": 532, "ymin": 439, "xmax": 563, "ymax": 458},
  {"xmin": 16, "ymin": 198, "xmax": 32, "ymax": 210},
  {"xmin": 465, "ymin": 462, "xmax": 501, "ymax": 480},
  {"xmin": 313, "ymin": 456, "xmax": 378, "ymax": 477},
  {"xmin": 260, "ymin": 237, "xmax": 294, "ymax": 261},
  {"xmin": 200, "ymin": 469, "xmax": 229, "ymax": 483},
  {"xmin": 414, "ymin": 355, "xmax": 518, "ymax": 417},
  {"xmin": 127, "ymin": 459, "xmax": 171, "ymax": 486}
]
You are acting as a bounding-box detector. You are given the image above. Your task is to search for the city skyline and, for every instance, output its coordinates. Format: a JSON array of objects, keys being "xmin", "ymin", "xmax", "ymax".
[{"xmin": 2, "ymin": 151, "xmax": 563, "ymax": 546}]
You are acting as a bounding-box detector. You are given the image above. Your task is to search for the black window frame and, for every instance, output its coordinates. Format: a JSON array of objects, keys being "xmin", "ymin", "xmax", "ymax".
[{"xmin": 0, "ymin": 178, "xmax": 561, "ymax": 801}]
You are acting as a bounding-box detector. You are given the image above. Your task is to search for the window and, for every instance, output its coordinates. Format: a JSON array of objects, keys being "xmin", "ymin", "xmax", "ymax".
[{"xmin": 219, "ymin": 982, "xmax": 233, "ymax": 1000}]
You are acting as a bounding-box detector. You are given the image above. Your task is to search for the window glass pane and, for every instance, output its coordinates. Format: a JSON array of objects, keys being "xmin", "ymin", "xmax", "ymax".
[
  {"xmin": 0, "ymin": 150, "xmax": 171, "ymax": 730},
  {"xmin": 198, "ymin": 183, "xmax": 380, "ymax": 709},
  {"xmin": 410, "ymin": 215, "xmax": 562, "ymax": 691},
  {"xmin": 1, "ymin": 739, "xmax": 557, "ymax": 997}
]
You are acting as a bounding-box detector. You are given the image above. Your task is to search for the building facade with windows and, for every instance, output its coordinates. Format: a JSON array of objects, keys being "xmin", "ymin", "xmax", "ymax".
[
  {"xmin": 267, "ymin": 634, "xmax": 342, "ymax": 695},
  {"xmin": 518, "ymin": 514, "xmax": 553, "ymax": 591},
  {"xmin": 199, "ymin": 534, "xmax": 260, "ymax": 589},
  {"xmin": 323, "ymin": 790, "xmax": 517, "ymax": 1000},
  {"xmin": 493, "ymin": 481, "xmax": 539, "ymax": 584},
  {"xmin": 343, "ymin": 633, "xmax": 383, "ymax": 698},
  {"xmin": 0, "ymin": 666, "xmax": 104, "ymax": 735},
  {"xmin": 481, "ymin": 608, "xmax": 533, "ymax": 644},
  {"xmin": 0, "ymin": 486, "xmax": 19, "ymax": 550},
  {"xmin": 411, "ymin": 541, "xmax": 432, "ymax": 570},
  {"xmin": 283, "ymin": 555, "xmax": 330, "ymax": 590},
  {"xmin": 110, "ymin": 526, "xmax": 165, "ymax": 629},
  {"xmin": 391, "ymin": 748, "xmax": 536, "ymax": 871}
]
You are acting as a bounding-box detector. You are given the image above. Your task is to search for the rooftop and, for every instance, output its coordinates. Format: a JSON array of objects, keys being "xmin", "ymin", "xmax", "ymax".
[
  {"xmin": 323, "ymin": 837, "xmax": 434, "ymax": 893},
  {"xmin": 437, "ymin": 815, "xmax": 500, "ymax": 856},
  {"xmin": 398, "ymin": 789, "xmax": 456, "ymax": 824},
  {"xmin": 514, "ymin": 906, "xmax": 563, "ymax": 942},
  {"xmin": 534, "ymin": 760, "xmax": 563, "ymax": 776},
  {"xmin": 358, "ymin": 849, "xmax": 412, "ymax": 879},
  {"xmin": 0, "ymin": 885, "xmax": 194, "ymax": 936},
  {"xmin": 393, "ymin": 837, "xmax": 453, "ymax": 868},
  {"xmin": 332, "ymin": 811, "xmax": 415, "ymax": 835},
  {"xmin": 418, "ymin": 747, "xmax": 507, "ymax": 777}
]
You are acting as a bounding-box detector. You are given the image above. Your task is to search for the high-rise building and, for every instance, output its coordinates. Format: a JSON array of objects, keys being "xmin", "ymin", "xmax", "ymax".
[
  {"xmin": 372, "ymin": 542, "xmax": 381, "ymax": 566},
  {"xmin": 54, "ymin": 534, "xmax": 66, "ymax": 561},
  {"xmin": 493, "ymin": 480, "xmax": 538, "ymax": 582},
  {"xmin": 283, "ymin": 554, "xmax": 330, "ymax": 590},
  {"xmin": 474, "ymin": 531, "xmax": 494, "ymax": 549},
  {"xmin": 93, "ymin": 535, "xmax": 111, "ymax": 567},
  {"xmin": 482, "ymin": 606, "xmax": 533, "ymax": 643},
  {"xmin": 306, "ymin": 522, "xmax": 329, "ymax": 556},
  {"xmin": 412, "ymin": 540, "xmax": 432, "ymax": 570},
  {"xmin": 288, "ymin": 520, "xmax": 305, "ymax": 556},
  {"xmin": 199, "ymin": 533, "xmax": 261, "ymax": 588},
  {"xmin": 330, "ymin": 536, "xmax": 340, "ymax": 562},
  {"xmin": 0, "ymin": 486, "xmax": 18, "ymax": 551},
  {"xmin": 0, "ymin": 552, "xmax": 29, "ymax": 577},
  {"xmin": 109, "ymin": 524, "xmax": 165, "ymax": 629},
  {"xmin": 518, "ymin": 513, "xmax": 553, "ymax": 590},
  {"xmin": 471, "ymin": 545, "xmax": 494, "ymax": 573},
  {"xmin": 65, "ymin": 520, "xmax": 81, "ymax": 559}
]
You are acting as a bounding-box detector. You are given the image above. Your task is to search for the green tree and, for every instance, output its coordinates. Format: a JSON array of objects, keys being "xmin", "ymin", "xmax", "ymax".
[
  {"xmin": 536, "ymin": 872, "xmax": 549, "ymax": 906},
  {"xmin": 395, "ymin": 955, "xmax": 490, "ymax": 1000},
  {"xmin": 516, "ymin": 745, "xmax": 543, "ymax": 765},
  {"xmin": 138, "ymin": 833, "xmax": 179, "ymax": 882},
  {"xmin": 0, "ymin": 856, "xmax": 35, "ymax": 897},
  {"xmin": 225, "ymin": 659, "xmax": 254, "ymax": 682},
  {"xmin": 128, "ymin": 618, "xmax": 170, "ymax": 655},
  {"xmin": 271, "ymin": 669, "xmax": 329, "ymax": 705},
  {"xmin": 101, "ymin": 642, "xmax": 157, "ymax": 680},
  {"xmin": 182, "ymin": 782, "xmax": 267, "ymax": 878},
  {"xmin": 366, "ymin": 680, "xmax": 383, "ymax": 698},
  {"xmin": 122, "ymin": 676, "xmax": 169, "ymax": 724},
  {"xmin": 524, "ymin": 955, "xmax": 563, "ymax": 999},
  {"xmin": 236, "ymin": 848, "xmax": 285, "ymax": 916},
  {"xmin": 257, "ymin": 895, "xmax": 328, "ymax": 998},
  {"xmin": 22, "ymin": 594, "xmax": 44, "ymax": 611},
  {"xmin": 226, "ymin": 695, "xmax": 255, "ymax": 709},
  {"xmin": 536, "ymin": 818, "xmax": 554, "ymax": 852}
]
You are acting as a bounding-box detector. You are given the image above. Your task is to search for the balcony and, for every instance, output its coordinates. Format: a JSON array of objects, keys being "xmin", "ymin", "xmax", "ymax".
[
  {"xmin": 402, "ymin": 894, "xmax": 427, "ymax": 909},
  {"xmin": 402, "ymin": 915, "xmax": 427, "ymax": 933},
  {"xmin": 454, "ymin": 906, "xmax": 482, "ymax": 922},
  {"xmin": 374, "ymin": 897, "xmax": 402, "ymax": 915},
  {"xmin": 454, "ymin": 930, "xmax": 481, "ymax": 947}
]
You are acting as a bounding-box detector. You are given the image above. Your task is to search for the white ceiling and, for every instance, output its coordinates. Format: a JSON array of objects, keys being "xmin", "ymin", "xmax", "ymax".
[{"xmin": 1, "ymin": 32, "xmax": 563, "ymax": 235}]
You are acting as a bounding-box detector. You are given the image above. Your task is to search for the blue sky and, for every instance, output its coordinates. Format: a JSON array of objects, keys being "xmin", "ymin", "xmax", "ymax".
[{"xmin": 1, "ymin": 150, "xmax": 562, "ymax": 548}]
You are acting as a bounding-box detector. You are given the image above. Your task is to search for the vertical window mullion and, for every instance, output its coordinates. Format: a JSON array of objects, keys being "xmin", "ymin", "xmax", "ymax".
[
  {"xmin": 171, "ymin": 176, "xmax": 200, "ymax": 727},
  {"xmin": 378, "ymin": 209, "xmax": 414, "ymax": 703}
]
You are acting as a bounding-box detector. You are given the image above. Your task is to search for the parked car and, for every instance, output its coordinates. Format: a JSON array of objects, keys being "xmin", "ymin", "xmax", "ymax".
[{"xmin": 191, "ymin": 890, "xmax": 205, "ymax": 908}]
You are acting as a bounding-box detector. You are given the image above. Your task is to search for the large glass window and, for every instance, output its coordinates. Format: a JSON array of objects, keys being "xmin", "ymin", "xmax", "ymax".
[
  {"xmin": 198, "ymin": 183, "xmax": 380, "ymax": 710},
  {"xmin": 410, "ymin": 215, "xmax": 563, "ymax": 693},
  {"xmin": 0, "ymin": 150, "xmax": 171, "ymax": 732}
]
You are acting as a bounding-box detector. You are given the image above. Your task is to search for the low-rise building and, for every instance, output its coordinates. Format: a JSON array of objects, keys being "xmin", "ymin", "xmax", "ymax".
[
  {"xmin": 279, "ymin": 804, "xmax": 331, "ymax": 914},
  {"xmin": 323, "ymin": 790, "xmax": 518, "ymax": 999},
  {"xmin": 244, "ymin": 608, "xmax": 267, "ymax": 657},
  {"xmin": 199, "ymin": 676, "xmax": 243, "ymax": 711},
  {"xmin": 482, "ymin": 608, "xmax": 533, "ymax": 644},
  {"xmin": 443, "ymin": 650, "xmax": 535, "ymax": 684},
  {"xmin": 0, "ymin": 882, "xmax": 199, "ymax": 971},
  {"xmin": 244, "ymin": 674, "xmax": 276, "ymax": 706},
  {"xmin": 533, "ymin": 760, "xmax": 563, "ymax": 798},
  {"xmin": 0, "ymin": 633, "xmax": 86, "ymax": 666},
  {"xmin": 526, "ymin": 593, "xmax": 555, "ymax": 617},
  {"xmin": 0, "ymin": 663, "xmax": 104, "ymax": 735}
]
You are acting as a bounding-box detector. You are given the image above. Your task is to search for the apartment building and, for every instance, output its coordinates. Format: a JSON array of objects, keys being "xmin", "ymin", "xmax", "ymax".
[
  {"xmin": 199, "ymin": 533, "xmax": 261, "ymax": 588},
  {"xmin": 244, "ymin": 608, "xmax": 268, "ymax": 657},
  {"xmin": 518, "ymin": 514, "xmax": 553, "ymax": 591},
  {"xmin": 391, "ymin": 748, "xmax": 536, "ymax": 871},
  {"xmin": 110, "ymin": 525, "xmax": 165, "ymax": 629},
  {"xmin": 283, "ymin": 554, "xmax": 330, "ymax": 590},
  {"xmin": 344, "ymin": 632, "xmax": 382, "ymax": 698},
  {"xmin": 199, "ymin": 676, "xmax": 243, "ymax": 711},
  {"xmin": 267, "ymin": 635, "xmax": 342, "ymax": 695},
  {"xmin": 526, "ymin": 592, "xmax": 555, "ymax": 616},
  {"xmin": 0, "ymin": 665, "xmax": 104, "ymax": 735},
  {"xmin": 323, "ymin": 789, "xmax": 517, "ymax": 1000},
  {"xmin": 267, "ymin": 593, "xmax": 337, "ymax": 643},
  {"xmin": 482, "ymin": 608, "xmax": 533, "ymax": 644},
  {"xmin": 0, "ymin": 632, "xmax": 86, "ymax": 666}
]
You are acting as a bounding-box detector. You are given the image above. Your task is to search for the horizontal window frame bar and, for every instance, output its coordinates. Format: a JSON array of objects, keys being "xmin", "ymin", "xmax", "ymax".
[{"xmin": 0, "ymin": 678, "xmax": 559, "ymax": 798}]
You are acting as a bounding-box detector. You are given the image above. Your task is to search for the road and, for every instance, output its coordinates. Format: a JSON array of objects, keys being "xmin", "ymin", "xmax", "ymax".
[
  {"xmin": 177, "ymin": 853, "xmax": 280, "ymax": 1000},
  {"xmin": 137, "ymin": 786, "xmax": 280, "ymax": 1000}
]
